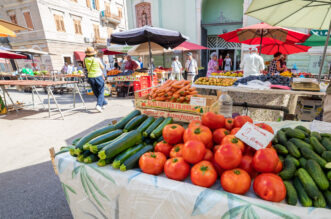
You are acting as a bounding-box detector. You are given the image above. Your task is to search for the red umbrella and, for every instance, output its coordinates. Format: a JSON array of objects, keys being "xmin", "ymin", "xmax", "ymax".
[
  {"xmin": 174, "ymin": 41, "xmax": 208, "ymax": 50},
  {"xmin": 257, "ymin": 43, "xmax": 311, "ymax": 55},
  {"xmin": 101, "ymin": 48, "xmax": 124, "ymax": 55},
  {"xmin": 0, "ymin": 49, "xmax": 27, "ymax": 59}
]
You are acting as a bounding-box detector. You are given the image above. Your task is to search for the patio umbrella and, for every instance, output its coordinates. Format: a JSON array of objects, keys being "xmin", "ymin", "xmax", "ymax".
[
  {"xmin": 127, "ymin": 42, "xmax": 166, "ymax": 56},
  {"xmin": 245, "ymin": 0, "xmax": 331, "ymax": 80},
  {"xmin": 101, "ymin": 48, "xmax": 124, "ymax": 55},
  {"xmin": 0, "ymin": 49, "xmax": 27, "ymax": 59},
  {"xmin": 257, "ymin": 43, "xmax": 311, "ymax": 55},
  {"xmin": 174, "ymin": 41, "xmax": 208, "ymax": 51},
  {"xmin": 0, "ymin": 25, "xmax": 16, "ymax": 37}
]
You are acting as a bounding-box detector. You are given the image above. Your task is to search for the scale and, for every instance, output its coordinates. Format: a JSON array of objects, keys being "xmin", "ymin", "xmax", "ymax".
[{"xmin": 291, "ymin": 78, "xmax": 321, "ymax": 91}]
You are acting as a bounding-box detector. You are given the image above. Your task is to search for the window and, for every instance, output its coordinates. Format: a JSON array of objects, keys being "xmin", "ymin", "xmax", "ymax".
[
  {"xmin": 105, "ymin": 2, "xmax": 111, "ymax": 16},
  {"xmin": 9, "ymin": 14, "xmax": 17, "ymax": 24},
  {"xmin": 54, "ymin": 14, "xmax": 66, "ymax": 32},
  {"xmin": 118, "ymin": 7, "xmax": 122, "ymax": 18},
  {"xmin": 73, "ymin": 19, "xmax": 82, "ymax": 35},
  {"xmin": 135, "ymin": 2, "xmax": 152, "ymax": 27},
  {"xmin": 93, "ymin": 24, "xmax": 100, "ymax": 39},
  {"xmin": 91, "ymin": 0, "xmax": 99, "ymax": 10},
  {"xmin": 23, "ymin": 11, "xmax": 34, "ymax": 30},
  {"xmin": 86, "ymin": 0, "xmax": 91, "ymax": 8}
]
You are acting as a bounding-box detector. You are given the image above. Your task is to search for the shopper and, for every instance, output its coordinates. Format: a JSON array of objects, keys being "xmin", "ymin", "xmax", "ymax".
[
  {"xmin": 84, "ymin": 47, "xmax": 107, "ymax": 112},
  {"xmin": 125, "ymin": 55, "xmax": 138, "ymax": 71},
  {"xmin": 185, "ymin": 52, "xmax": 198, "ymax": 82},
  {"xmin": 218, "ymin": 55, "xmax": 223, "ymax": 70},
  {"xmin": 97, "ymin": 51, "xmax": 107, "ymax": 77},
  {"xmin": 61, "ymin": 62, "xmax": 68, "ymax": 74},
  {"xmin": 67, "ymin": 63, "xmax": 74, "ymax": 74},
  {"xmin": 240, "ymin": 48, "xmax": 265, "ymax": 77},
  {"xmin": 171, "ymin": 56, "xmax": 183, "ymax": 80},
  {"xmin": 224, "ymin": 54, "xmax": 232, "ymax": 71},
  {"xmin": 207, "ymin": 52, "xmax": 219, "ymax": 77},
  {"xmin": 138, "ymin": 57, "xmax": 143, "ymax": 69},
  {"xmin": 114, "ymin": 58, "xmax": 120, "ymax": 70},
  {"xmin": 268, "ymin": 52, "xmax": 285, "ymax": 75}
]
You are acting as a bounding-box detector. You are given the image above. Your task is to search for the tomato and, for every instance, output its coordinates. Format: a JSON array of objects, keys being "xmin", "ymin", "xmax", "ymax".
[
  {"xmin": 213, "ymin": 128, "xmax": 230, "ymax": 145},
  {"xmin": 164, "ymin": 157, "xmax": 190, "ymax": 181},
  {"xmin": 183, "ymin": 125, "xmax": 213, "ymax": 149},
  {"xmin": 154, "ymin": 141, "xmax": 173, "ymax": 157},
  {"xmin": 255, "ymin": 123, "xmax": 274, "ymax": 134},
  {"xmin": 225, "ymin": 118, "xmax": 234, "ymax": 130},
  {"xmin": 253, "ymin": 173, "xmax": 286, "ymax": 202},
  {"xmin": 182, "ymin": 140, "xmax": 206, "ymax": 164},
  {"xmin": 233, "ymin": 115, "xmax": 253, "ymax": 128},
  {"xmin": 213, "ymin": 145, "xmax": 222, "ymax": 153},
  {"xmin": 169, "ymin": 144, "xmax": 183, "ymax": 158},
  {"xmin": 239, "ymin": 155, "xmax": 258, "ymax": 178},
  {"xmin": 201, "ymin": 112, "xmax": 225, "ymax": 130},
  {"xmin": 203, "ymin": 149, "xmax": 213, "ymax": 161},
  {"xmin": 214, "ymin": 144, "xmax": 242, "ymax": 170},
  {"xmin": 139, "ymin": 152, "xmax": 166, "ymax": 175},
  {"xmin": 221, "ymin": 135, "xmax": 245, "ymax": 153},
  {"xmin": 274, "ymin": 159, "xmax": 283, "ymax": 173},
  {"xmin": 252, "ymin": 148, "xmax": 279, "ymax": 173},
  {"xmin": 188, "ymin": 120, "xmax": 202, "ymax": 129},
  {"xmin": 162, "ymin": 124, "xmax": 185, "ymax": 145},
  {"xmin": 212, "ymin": 159, "xmax": 224, "ymax": 176},
  {"xmin": 191, "ymin": 161, "xmax": 217, "ymax": 187},
  {"xmin": 230, "ymin": 128, "xmax": 241, "ymax": 135},
  {"xmin": 244, "ymin": 146, "xmax": 256, "ymax": 156},
  {"xmin": 221, "ymin": 168, "xmax": 251, "ymax": 194}
]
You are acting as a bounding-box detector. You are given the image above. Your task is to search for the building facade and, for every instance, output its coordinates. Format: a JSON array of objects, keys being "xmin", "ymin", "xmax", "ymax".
[{"xmin": 0, "ymin": 0, "xmax": 128, "ymax": 71}]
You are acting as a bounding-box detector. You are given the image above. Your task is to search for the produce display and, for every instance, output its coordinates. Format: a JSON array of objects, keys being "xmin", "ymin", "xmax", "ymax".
[
  {"xmin": 280, "ymin": 71, "xmax": 292, "ymax": 77},
  {"xmin": 194, "ymin": 77, "xmax": 237, "ymax": 86},
  {"xmin": 107, "ymin": 69, "xmax": 122, "ymax": 76},
  {"xmin": 210, "ymin": 71, "xmax": 243, "ymax": 77},
  {"xmin": 233, "ymin": 75, "xmax": 292, "ymax": 87}
]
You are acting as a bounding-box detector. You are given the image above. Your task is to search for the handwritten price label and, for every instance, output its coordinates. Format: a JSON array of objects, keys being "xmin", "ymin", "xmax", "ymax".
[
  {"xmin": 235, "ymin": 123, "xmax": 274, "ymax": 150},
  {"xmin": 190, "ymin": 97, "xmax": 206, "ymax": 106}
]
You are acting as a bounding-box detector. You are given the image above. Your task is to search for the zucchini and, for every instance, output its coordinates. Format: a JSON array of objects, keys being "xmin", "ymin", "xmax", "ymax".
[
  {"xmin": 83, "ymin": 129, "xmax": 123, "ymax": 150},
  {"xmin": 143, "ymin": 117, "xmax": 164, "ymax": 137},
  {"xmin": 313, "ymin": 191, "xmax": 326, "ymax": 208},
  {"xmin": 114, "ymin": 110, "xmax": 141, "ymax": 129},
  {"xmin": 311, "ymin": 131, "xmax": 322, "ymax": 141},
  {"xmin": 123, "ymin": 114, "xmax": 148, "ymax": 132},
  {"xmin": 286, "ymin": 155, "xmax": 300, "ymax": 167},
  {"xmin": 77, "ymin": 150, "xmax": 91, "ymax": 162},
  {"xmin": 279, "ymin": 158, "xmax": 296, "ymax": 180},
  {"xmin": 120, "ymin": 145, "xmax": 153, "ymax": 171},
  {"xmin": 150, "ymin": 117, "xmax": 173, "ymax": 139},
  {"xmin": 305, "ymin": 159, "xmax": 329, "ymax": 191},
  {"xmin": 55, "ymin": 145, "xmax": 75, "ymax": 157},
  {"xmin": 285, "ymin": 141, "xmax": 301, "ymax": 158},
  {"xmin": 300, "ymin": 147, "xmax": 327, "ymax": 168},
  {"xmin": 97, "ymin": 158, "xmax": 112, "ymax": 167},
  {"xmin": 98, "ymin": 130, "xmax": 142, "ymax": 160},
  {"xmin": 293, "ymin": 177, "xmax": 312, "ymax": 207},
  {"xmin": 137, "ymin": 116, "xmax": 155, "ymax": 133},
  {"xmin": 289, "ymin": 138, "xmax": 313, "ymax": 151},
  {"xmin": 74, "ymin": 125, "xmax": 116, "ymax": 155},
  {"xmin": 310, "ymin": 136, "xmax": 326, "ymax": 154},
  {"xmin": 112, "ymin": 144, "xmax": 144, "ymax": 168},
  {"xmin": 285, "ymin": 128, "xmax": 305, "ymax": 140},
  {"xmin": 321, "ymin": 133, "xmax": 331, "ymax": 138},
  {"xmin": 297, "ymin": 168, "xmax": 320, "ymax": 200},
  {"xmin": 324, "ymin": 151, "xmax": 331, "ymax": 162},
  {"xmin": 295, "ymin": 125, "xmax": 311, "ymax": 135},
  {"xmin": 89, "ymin": 137, "xmax": 119, "ymax": 154},
  {"xmin": 143, "ymin": 137, "xmax": 155, "ymax": 146},
  {"xmin": 277, "ymin": 130, "xmax": 288, "ymax": 145},
  {"xmin": 299, "ymin": 157, "xmax": 307, "ymax": 168},
  {"xmin": 284, "ymin": 181, "xmax": 298, "ymax": 205},
  {"xmin": 72, "ymin": 137, "xmax": 81, "ymax": 146},
  {"xmin": 321, "ymin": 137, "xmax": 331, "ymax": 151},
  {"xmin": 83, "ymin": 154, "xmax": 99, "ymax": 163},
  {"xmin": 324, "ymin": 190, "xmax": 331, "ymax": 207},
  {"xmin": 273, "ymin": 144, "xmax": 288, "ymax": 155}
]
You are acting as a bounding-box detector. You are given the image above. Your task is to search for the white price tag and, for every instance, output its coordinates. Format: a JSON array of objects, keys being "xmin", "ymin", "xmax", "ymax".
[
  {"xmin": 190, "ymin": 97, "xmax": 206, "ymax": 106},
  {"xmin": 235, "ymin": 123, "xmax": 274, "ymax": 150}
]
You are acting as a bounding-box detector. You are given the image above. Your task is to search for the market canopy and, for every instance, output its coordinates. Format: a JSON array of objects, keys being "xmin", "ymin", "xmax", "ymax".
[
  {"xmin": 257, "ymin": 43, "xmax": 311, "ymax": 55},
  {"xmin": 302, "ymin": 30, "xmax": 331, "ymax": 46},
  {"xmin": 127, "ymin": 42, "xmax": 167, "ymax": 56},
  {"xmin": 0, "ymin": 49, "xmax": 27, "ymax": 59},
  {"xmin": 0, "ymin": 25, "xmax": 16, "ymax": 37},
  {"xmin": 0, "ymin": 19, "xmax": 29, "ymax": 32},
  {"xmin": 174, "ymin": 41, "xmax": 208, "ymax": 51},
  {"xmin": 10, "ymin": 48, "xmax": 53, "ymax": 55},
  {"xmin": 107, "ymin": 44, "xmax": 133, "ymax": 53},
  {"xmin": 101, "ymin": 48, "xmax": 124, "ymax": 55},
  {"xmin": 74, "ymin": 51, "xmax": 85, "ymax": 61}
]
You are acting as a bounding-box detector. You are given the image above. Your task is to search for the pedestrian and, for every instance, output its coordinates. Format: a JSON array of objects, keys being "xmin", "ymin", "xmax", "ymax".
[
  {"xmin": 84, "ymin": 47, "xmax": 107, "ymax": 112},
  {"xmin": 138, "ymin": 56, "xmax": 143, "ymax": 69},
  {"xmin": 97, "ymin": 51, "xmax": 107, "ymax": 77},
  {"xmin": 185, "ymin": 52, "xmax": 198, "ymax": 82},
  {"xmin": 66, "ymin": 63, "xmax": 74, "ymax": 74},
  {"xmin": 240, "ymin": 47, "xmax": 265, "ymax": 77},
  {"xmin": 207, "ymin": 52, "xmax": 219, "ymax": 77},
  {"xmin": 268, "ymin": 52, "xmax": 285, "ymax": 75},
  {"xmin": 61, "ymin": 62, "xmax": 68, "ymax": 74},
  {"xmin": 120, "ymin": 56, "xmax": 127, "ymax": 71},
  {"xmin": 218, "ymin": 55, "xmax": 223, "ymax": 70},
  {"xmin": 171, "ymin": 56, "xmax": 183, "ymax": 80},
  {"xmin": 224, "ymin": 54, "xmax": 232, "ymax": 71},
  {"xmin": 114, "ymin": 58, "xmax": 120, "ymax": 70}
]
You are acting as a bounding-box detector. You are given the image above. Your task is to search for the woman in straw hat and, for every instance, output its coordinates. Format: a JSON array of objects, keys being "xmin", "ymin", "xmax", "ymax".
[{"xmin": 84, "ymin": 47, "xmax": 107, "ymax": 112}]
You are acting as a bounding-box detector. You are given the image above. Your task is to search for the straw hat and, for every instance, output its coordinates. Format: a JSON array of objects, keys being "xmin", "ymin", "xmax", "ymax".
[{"xmin": 85, "ymin": 47, "xmax": 97, "ymax": 55}]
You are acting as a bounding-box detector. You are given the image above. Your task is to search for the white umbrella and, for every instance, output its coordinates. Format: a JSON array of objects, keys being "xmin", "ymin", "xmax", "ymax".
[{"xmin": 127, "ymin": 42, "xmax": 170, "ymax": 56}]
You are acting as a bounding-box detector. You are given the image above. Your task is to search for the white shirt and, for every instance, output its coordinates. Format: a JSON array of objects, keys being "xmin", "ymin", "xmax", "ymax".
[
  {"xmin": 171, "ymin": 60, "xmax": 182, "ymax": 74},
  {"xmin": 185, "ymin": 59, "xmax": 198, "ymax": 74},
  {"xmin": 67, "ymin": 65, "xmax": 74, "ymax": 74},
  {"xmin": 240, "ymin": 53, "xmax": 265, "ymax": 77}
]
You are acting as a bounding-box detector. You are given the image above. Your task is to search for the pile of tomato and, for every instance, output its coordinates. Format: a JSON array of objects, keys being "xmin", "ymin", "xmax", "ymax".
[{"xmin": 139, "ymin": 112, "xmax": 287, "ymax": 203}]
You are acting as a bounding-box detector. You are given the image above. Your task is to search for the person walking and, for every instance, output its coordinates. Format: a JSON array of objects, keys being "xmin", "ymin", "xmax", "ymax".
[
  {"xmin": 268, "ymin": 52, "xmax": 285, "ymax": 75},
  {"xmin": 84, "ymin": 47, "xmax": 107, "ymax": 112},
  {"xmin": 224, "ymin": 54, "xmax": 232, "ymax": 71},
  {"xmin": 218, "ymin": 55, "xmax": 223, "ymax": 70},
  {"xmin": 207, "ymin": 52, "xmax": 219, "ymax": 77},
  {"xmin": 240, "ymin": 48, "xmax": 265, "ymax": 77},
  {"xmin": 171, "ymin": 56, "xmax": 183, "ymax": 80},
  {"xmin": 185, "ymin": 52, "xmax": 198, "ymax": 82}
]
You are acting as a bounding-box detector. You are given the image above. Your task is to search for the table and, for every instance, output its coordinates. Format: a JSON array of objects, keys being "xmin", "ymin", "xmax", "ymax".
[{"xmin": 0, "ymin": 80, "xmax": 87, "ymax": 119}]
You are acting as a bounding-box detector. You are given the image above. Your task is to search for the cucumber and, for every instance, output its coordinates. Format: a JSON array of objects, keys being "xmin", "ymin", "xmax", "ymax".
[
  {"xmin": 297, "ymin": 168, "xmax": 320, "ymax": 200},
  {"xmin": 277, "ymin": 130, "xmax": 288, "ymax": 146},
  {"xmin": 143, "ymin": 117, "xmax": 164, "ymax": 137},
  {"xmin": 114, "ymin": 110, "xmax": 141, "ymax": 129},
  {"xmin": 324, "ymin": 190, "xmax": 331, "ymax": 207},
  {"xmin": 321, "ymin": 133, "xmax": 331, "ymax": 138},
  {"xmin": 272, "ymin": 136, "xmax": 278, "ymax": 144},
  {"xmin": 83, "ymin": 154, "xmax": 99, "ymax": 163},
  {"xmin": 137, "ymin": 117, "xmax": 155, "ymax": 133},
  {"xmin": 305, "ymin": 159, "xmax": 329, "ymax": 191},
  {"xmin": 300, "ymin": 147, "xmax": 327, "ymax": 168},
  {"xmin": 285, "ymin": 141, "xmax": 301, "ymax": 158},
  {"xmin": 299, "ymin": 157, "xmax": 307, "ymax": 168},
  {"xmin": 278, "ymin": 155, "xmax": 285, "ymax": 162},
  {"xmin": 284, "ymin": 181, "xmax": 298, "ymax": 205},
  {"xmin": 273, "ymin": 144, "xmax": 288, "ymax": 155},
  {"xmin": 327, "ymin": 171, "xmax": 331, "ymax": 180},
  {"xmin": 112, "ymin": 144, "xmax": 145, "ymax": 168},
  {"xmin": 281, "ymin": 127, "xmax": 292, "ymax": 133},
  {"xmin": 279, "ymin": 158, "xmax": 296, "ymax": 180},
  {"xmin": 83, "ymin": 129, "xmax": 123, "ymax": 150},
  {"xmin": 313, "ymin": 191, "xmax": 326, "ymax": 208},
  {"xmin": 285, "ymin": 129, "xmax": 305, "ymax": 140},
  {"xmin": 324, "ymin": 151, "xmax": 331, "ymax": 162},
  {"xmin": 123, "ymin": 114, "xmax": 148, "ymax": 132},
  {"xmin": 295, "ymin": 125, "xmax": 311, "ymax": 135},
  {"xmin": 286, "ymin": 155, "xmax": 300, "ymax": 167},
  {"xmin": 289, "ymin": 138, "xmax": 313, "ymax": 151},
  {"xmin": 120, "ymin": 145, "xmax": 153, "ymax": 171},
  {"xmin": 311, "ymin": 131, "xmax": 322, "ymax": 141},
  {"xmin": 310, "ymin": 136, "xmax": 326, "ymax": 154},
  {"xmin": 293, "ymin": 177, "xmax": 312, "ymax": 207},
  {"xmin": 77, "ymin": 150, "xmax": 91, "ymax": 162},
  {"xmin": 294, "ymin": 128, "xmax": 309, "ymax": 137},
  {"xmin": 98, "ymin": 130, "xmax": 142, "ymax": 160},
  {"xmin": 97, "ymin": 158, "xmax": 112, "ymax": 167},
  {"xmin": 304, "ymin": 138, "xmax": 311, "ymax": 144},
  {"xmin": 74, "ymin": 125, "xmax": 116, "ymax": 155},
  {"xmin": 150, "ymin": 117, "xmax": 173, "ymax": 139},
  {"xmin": 321, "ymin": 137, "xmax": 331, "ymax": 151}
]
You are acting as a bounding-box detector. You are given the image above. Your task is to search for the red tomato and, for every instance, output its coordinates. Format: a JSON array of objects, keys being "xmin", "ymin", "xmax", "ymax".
[
  {"xmin": 214, "ymin": 144, "xmax": 242, "ymax": 170},
  {"xmin": 183, "ymin": 125, "xmax": 213, "ymax": 149},
  {"xmin": 213, "ymin": 128, "xmax": 230, "ymax": 145},
  {"xmin": 255, "ymin": 123, "xmax": 274, "ymax": 134},
  {"xmin": 225, "ymin": 118, "xmax": 234, "ymax": 130},
  {"xmin": 221, "ymin": 135, "xmax": 245, "ymax": 153},
  {"xmin": 212, "ymin": 159, "xmax": 224, "ymax": 176},
  {"xmin": 239, "ymin": 155, "xmax": 258, "ymax": 178},
  {"xmin": 244, "ymin": 145, "xmax": 256, "ymax": 156},
  {"xmin": 274, "ymin": 159, "xmax": 283, "ymax": 173},
  {"xmin": 139, "ymin": 152, "xmax": 166, "ymax": 175},
  {"xmin": 233, "ymin": 115, "xmax": 253, "ymax": 128},
  {"xmin": 154, "ymin": 141, "xmax": 173, "ymax": 157},
  {"xmin": 253, "ymin": 173, "xmax": 286, "ymax": 202},
  {"xmin": 252, "ymin": 148, "xmax": 279, "ymax": 173},
  {"xmin": 169, "ymin": 143, "xmax": 183, "ymax": 158},
  {"xmin": 213, "ymin": 145, "xmax": 222, "ymax": 153},
  {"xmin": 162, "ymin": 124, "xmax": 185, "ymax": 145},
  {"xmin": 164, "ymin": 157, "xmax": 190, "ymax": 181},
  {"xmin": 182, "ymin": 140, "xmax": 206, "ymax": 164},
  {"xmin": 203, "ymin": 149, "xmax": 213, "ymax": 161},
  {"xmin": 188, "ymin": 120, "xmax": 202, "ymax": 129},
  {"xmin": 202, "ymin": 112, "xmax": 225, "ymax": 130},
  {"xmin": 230, "ymin": 128, "xmax": 241, "ymax": 135},
  {"xmin": 221, "ymin": 168, "xmax": 251, "ymax": 194},
  {"xmin": 191, "ymin": 161, "xmax": 217, "ymax": 188}
]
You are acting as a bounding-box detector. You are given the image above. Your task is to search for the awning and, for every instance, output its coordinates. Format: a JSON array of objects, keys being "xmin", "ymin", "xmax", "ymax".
[
  {"xmin": 74, "ymin": 51, "xmax": 85, "ymax": 61},
  {"xmin": 174, "ymin": 41, "xmax": 209, "ymax": 51},
  {"xmin": 101, "ymin": 48, "xmax": 124, "ymax": 55},
  {"xmin": 0, "ymin": 49, "xmax": 27, "ymax": 59}
]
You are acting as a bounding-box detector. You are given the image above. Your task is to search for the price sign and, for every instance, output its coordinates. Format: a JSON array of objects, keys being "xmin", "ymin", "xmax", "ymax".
[
  {"xmin": 190, "ymin": 97, "xmax": 206, "ymax": 106},
  {"xmin": 235, "ymin": 123, "xmax": 274, "ymax": 150}
]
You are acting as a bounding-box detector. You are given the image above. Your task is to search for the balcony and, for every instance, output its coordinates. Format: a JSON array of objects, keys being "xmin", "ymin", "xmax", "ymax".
[{"xmin": 100, "ymin": 10, "xmax": 121, "ymax": 25}]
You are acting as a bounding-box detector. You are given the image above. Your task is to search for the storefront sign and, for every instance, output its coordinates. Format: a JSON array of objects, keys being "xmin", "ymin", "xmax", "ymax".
[
  {"xmin": 310, "ymin": 29, "xmax": 330, "ymax": 37},
  {"xmin": 190, "ymin": 97, "xmax": 206, "ymax": 106}
]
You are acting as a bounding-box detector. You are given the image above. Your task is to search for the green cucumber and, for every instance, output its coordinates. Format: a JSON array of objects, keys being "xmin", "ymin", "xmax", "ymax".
[
  {"xmin": 83, "ymin": 129, "xmax": 123, "ymax": 150},
  {"xmin": 293, "ymin": 177, "xmax": 312, "ymax": 207},
  {"xmin": 272, "ymin": 136, "xmax": 278, "ymax": 144},
  {"xmin": 327, "ymin": 171, "xmax": 331, "ymax": 180},
  {"xmin": 284, "ymin": 181, "xmax": 298, "ymax": 205},
  {"xmin": 77, "ymin": 150, "xmax": 91, "ymax": 162},
  {"xmin": 137, "ymin": 117, "xmax": 155, "ymax": 133},
  {"xmin": 299, "ymin": 157, "xmax": 307, "ymax": 168},
  {"xmin": 281, "ymin": 127, "xmax": 292, "ymax": 133},
  {"xmin": 277, "ymin": 130, "xmax": 288, "ymax": 146},
  {"xmin": 278, "ymin": 155, "xmax": 285, "ymax": 162},
  {"xmin": 300, "ymin": 147, "xmax": 327, "ymax": 168},
  {"xmin": 313, "ymin": 191, "xmax": 326, "ymax": 208},
  {"xmin": 297, "ymin": 168, "xmax": 320, "ymax": 201},
  {"xmin": 83, "ymin": 154, "xmax": 99, "ymax": 163},
  {"xmin": 310, "ymin": 136, "xmax": 326, "ymax": 154},
  {"xmin": 123, "ymin": 114, "xmax": 148, "ymax": 132},
  {"xmin": 143, "ymin": 117, "xmax": 164, "ymax": 137},
  {"xmin": 324, "ymin": 190, "xmax": 331, "ymax": 207},
  {"xmin": 150, "ymin": 117, "xmax": 173, "ymax": 139},
  {"xmin": 112, "ymin": 144, "xmax": 145, "ymax": 168},
  {"xmin": 304, "ymin": 138, "xmax": 311, "ymax": 144},
  {"xmin": 97, "ymin": 158, "xmax": 112, "ymax": 167},
  {"xmin": 285, "ymin": 128, "xmax": 305, "ymax": 140},
  {"xmin": 279, "ymin": 158, "xmax": 296, "ymax": 180},
  {"xmin": 273, "ymin": 144, "xmax": 288, "ymax": 155},
  {"xmin": 295, "ymin": 125, "xmax": 311, "ymax": 135},
  {"xmin": 311, "ymin": 131, "xmax": 322, "ymax": 141},
  {"xmin": 98, "ymin": 130, "xmax": 142, "ymax": 160},
  {"xmin": 289, "ymin": 138, "xmax": 313, "ymax": 151},
  {"xmin": 285, "ymin": 141, "xmax": 301, "ymax": 158},
  {"xmin": 321, "ymin": 133, "xmax": 331, "ymax": 138},
  {"xmin": 294, "ymin": 128, "xmax": 309, "ymax": 137},
  {"xmin": 286, "ymin": 155, "xmax": 300, "ymax": 167},
  {"xmin": 322, "ymin": 151, "xmax": 331, "ymax": 162},
  {"xmin": 120, "ymin": 145, "xmax": 153, "ymax": 171},
  {"xmin": 114, "ymin": 110, "xmax": 141, "ymax": 129},
  {"xmin": 321, "ymin": 137, "xmax": 331, "ymax": 151},
  {"xmin": 305, "ymin": 159, "xmax": 329, "ymax": 191}
]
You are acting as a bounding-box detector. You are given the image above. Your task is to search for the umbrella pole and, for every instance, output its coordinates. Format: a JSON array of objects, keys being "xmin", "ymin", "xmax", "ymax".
[
  {"xmin": 148, "ymin": 40, "xmax": 152, "ymax": 76},
  {"xmin": 318, "ymin": 20, "xmax": 331, "ymax": 82},
  {"xmin": 259, "ymin": 31, "xmax": 263, "ymax": 55}
]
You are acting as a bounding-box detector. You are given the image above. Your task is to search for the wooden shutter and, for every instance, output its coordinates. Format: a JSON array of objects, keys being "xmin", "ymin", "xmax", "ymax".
[
  {"xmin": 60, "ymin": 16, "xmax": 65, "ymax": 32},
  {"xmin": 23, "ymin": 11, "xmax": 34, "ymax": 29},
  {"xmin": 95, "ymin": 0, "xmax": 99, "ymax": 10},
  {"xmin": 86, "ymin": 0, "xmax": 91, "ymax": 8},
  {"xmin": 54, "ymin": 14, "xmax": 60, "ymax": 31},
  {"xmin": 93, "ymin": 24, "xmax": 100, "ymax": 39},
  {"xmin": 9, "ymin": 14, "xmax": 17, "ymax": 24},
  {"xmin": 78, "ymin": 21, "xmax": 82, "ymax": 34}
]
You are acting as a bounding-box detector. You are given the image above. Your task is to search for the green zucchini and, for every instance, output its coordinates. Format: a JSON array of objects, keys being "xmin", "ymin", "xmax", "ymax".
[
  {"xmin": 285, "ymin": 141, "xmax": 301, "ymax": 158},
  {"xmin": 98, "ymin": 130, "xmax": 142, "ymax": 160},
  {"xmin": 112, "ymin": 144, "xmax": 145, "ymax": 168},
  {"xmin": 277, "ymin": 130, "xmax": 288, "ymax": 146},
  {"xmin": 289, "ymin": 138, "xmax": 313, "ymax": 151},
  {"xmin": 279, "ymin": 158, "xmax": 296, "ymax": 180},
  {"xmin": 123, "ymin": 114, "xmax": 148, "ymax": 132},
  {"xmin": 114, "ymin": 110, "xmax": 141, "ymax": 129},
  {"xmin": 300, "ymin": 146, "xmax": 327, "ymax": 168},
  {"xmin": 97, "ymin": 158, "xmax": 112, "ymax": 167},
  {"xmin": 69, "ymin": 148, "xmax": 76, "ymax": 156},
  {"xmin": 150, "ymin": 117, "xmax": 173, "ymax": 139},
  {"xmin": 120, "ymin": 145, "xmax": 153, "ymax": 171},
  {"xmin": 83, "ymin": 129, "xmax": 123, "ymax": 150},
  {"xmin": 311, "ymin": 131, "xmax": 322, "ymax": 141},
  {"xmin": 322, "ymin": 151, "xmax": 331, "ymax": 162},
  {"xmin": 321, "ymin": 137, "xmax": 331, "ymax": 151},
  {"xmin": 143, "ymin": 117, "xmax": 164, "ymax": 137},
  {"xmin": 293, "ymin": 177, "xmax": 312, "ymax": 207},
  {"xmin": 137, "ymin": 117, "xmax": 155, "ymax": 133},
  {"xmin": 324, "ymin": 190, "xmax": 331, "ymax": 207},
  {"xmin": 295, "ymin": 125, "xmax": 311, "ymax": 135},
  {"xmin": 83, "ymin": 154, "xmax": 99, "ymax": 163},
  {"xmin": 313, "ymin": 191, "xmax": 326, "ymax": 208},
  {"xmin": 285, "ymin": 128, "xmax": 305, "ymax": 140},
  {"xmin": 297, "ymin": 168, "xmax": 320, "ymax": 200},
  {"xmin": 310, "ymin": 136, "xmax": 326, "ymax": 154},
  {"xmin": 305, "ymin": 159, "xmax": 329, "ymax": 191},
  {"xmin": 284, "ymin": 181, "xmax": 298, "ymax": 205},
  {"xmin": 89, "ymin": 137, "xmax": 120, "ymax": 154},
  {"xmin": 55, "ymin": 145, "xmax": 75, "ymax": 157},
  {"xmin": 273, "ymin": 144, "xmax": 288, "ymax": 155},
  {"xmin": 143, "ymin": 137, "xmax": 154, "ymax": 146},
  {"xmin": 77, "ymin": 150, "xmax": 91, "ymax": 162},
  {"xmin": 72, "ymin": 137, "xmax": 81, "ymax": 146}
]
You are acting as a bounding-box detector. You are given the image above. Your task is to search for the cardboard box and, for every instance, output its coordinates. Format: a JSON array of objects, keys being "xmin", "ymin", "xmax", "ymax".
[{"xmin": 137, "ymin": 108, "xmax": 201, "ymax": 123}]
